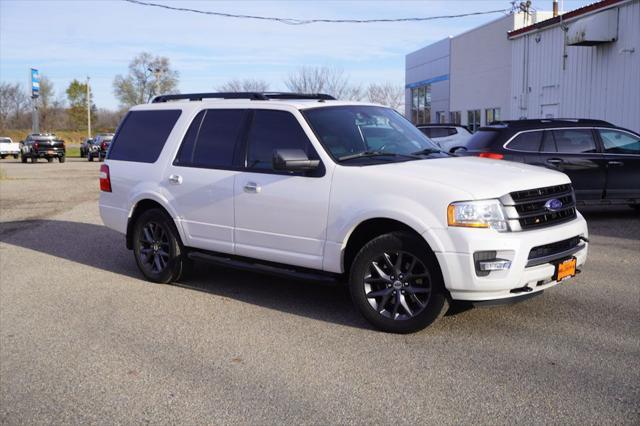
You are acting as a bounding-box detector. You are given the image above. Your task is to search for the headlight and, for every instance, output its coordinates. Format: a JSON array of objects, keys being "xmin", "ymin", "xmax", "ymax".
[{"xmin": 447, "ymin": 199, "xmax": 509, "ymax": 232}]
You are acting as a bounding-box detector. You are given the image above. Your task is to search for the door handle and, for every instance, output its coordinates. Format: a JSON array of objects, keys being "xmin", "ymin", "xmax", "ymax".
[
  {"xmin": 244, "ymin": 182, "xmax": 261, "ymax": 193},
  {"xmin": 168, "ymin": 174, "xmax": 183, "ymax": 185},
  {"xmin": 547, "ymin": 158, "xmax": 563, "ymax": 165},
  {"xmin": 607, "ymin": 161, "xmax": 624, "ymax": 167}
]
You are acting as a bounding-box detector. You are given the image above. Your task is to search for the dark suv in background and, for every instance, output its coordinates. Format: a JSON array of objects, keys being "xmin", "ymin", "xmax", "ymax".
[
  {"xmin": 20, "ymin": 133, "xmax": 66, "ymax": 163},
  {"xmin": 88, "ymin": 133, "xmax": 114, "ymax": 162},
  {"xmin": 454, "ymin": 119, "xmax": 640, "ymax": 208}
]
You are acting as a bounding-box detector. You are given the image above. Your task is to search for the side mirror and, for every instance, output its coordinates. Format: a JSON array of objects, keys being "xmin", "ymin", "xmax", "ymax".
[
  {"xmin": 273, "ymin": 149, "xmax": 320, "ymax": 172},
  {"xmin": 449, "ymin": 146, "xmax": 467, "ymax": 154}
]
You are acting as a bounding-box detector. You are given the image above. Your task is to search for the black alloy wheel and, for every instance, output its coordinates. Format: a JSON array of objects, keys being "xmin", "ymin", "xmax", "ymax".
[
  {"xmin": 349, "ymin": 232, "xmax": 449, "ymax": 333},
  {"xmin": 133, "ymin": 208, "xmax": 184, "ymax": 283}
]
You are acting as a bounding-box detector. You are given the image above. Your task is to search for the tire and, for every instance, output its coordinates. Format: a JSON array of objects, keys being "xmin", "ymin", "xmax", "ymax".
[
  {"xmin": 59, "ymin": 156, "xmax": 65, "ymax": 163},
  {"xmin": 80, "ymin": 149, "xmax": 85, "ymax": 158},
  {"xmin": 31, "ymin": 156, "xmax": 37, "ymax": 163},
  {"xmin": 13, "ymin": 154, "xmax": 18, "ymax": 159},
  {"xmin": 21, "ymin": 155, "xmax": 27, "ymax": 163},
  {"xmin": 47, "ymin": 157, "xmax": 53, "ymax": 163},
  {"xmin": 348, "ymin": 232, "xmax": 449, "ymax": 333},
  {"xmin": 630, "ymin": 204, "xmax": 640, "ymax": 211},
  {"xmin": 88, "ymin": 153, "xmax": 94, "ymax": 162},
  {"xmin": 132, "ymin": 208, "xmax": 185, "ymax": 284},
  {"xmin": 98, "ymin": 155, "xmax": 104, "ymax": 162},
  {"xmin": 0, "ymin": 155, "xmax": 5, "ymax": 159}
]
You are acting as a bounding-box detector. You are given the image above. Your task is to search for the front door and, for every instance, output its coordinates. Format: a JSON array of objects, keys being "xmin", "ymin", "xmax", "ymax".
[
  {"xmin": 597, "ymin": 128, "xmax": 640, "ymax": 200},
  {"xmin": 233, "ymin": 109, "xmax": 333, "ymax": 270}
]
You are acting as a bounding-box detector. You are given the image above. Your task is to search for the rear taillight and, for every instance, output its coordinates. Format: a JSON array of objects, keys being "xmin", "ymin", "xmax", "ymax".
[
  {"xmin": 101, "ymin": 142, "xmax": 107, "ymax": 150},
  {"xmin": 99, "ymin": 164, "xmax": 112, "ymax": 192},
  {"xmin": 478, "ymin": 152, "xmax": 504, "ymax": 160},
  {"xmin": 34, "ymin": 142, "xmax": 39, "ymax": 150}
]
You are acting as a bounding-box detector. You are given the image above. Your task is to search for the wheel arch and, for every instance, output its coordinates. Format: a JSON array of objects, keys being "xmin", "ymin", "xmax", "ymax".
[
  {"xmin": 125, "ymin": 197, "xmax": 185, "ymax": 250},
  {"xmin": 341, "ymin": 217, "xmax": 441, "ymax": 277}
]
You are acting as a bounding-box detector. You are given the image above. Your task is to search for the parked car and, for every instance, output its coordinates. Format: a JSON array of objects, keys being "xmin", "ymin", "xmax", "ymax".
[
  {"xmin": 20, "ymin": 133, "xmax": 66, "ymax": 163},
  {"xmin": 453, "ymin": 119, "xmax": 640, "ymax": 208},
  {"xmin": 88, "ymin": 133, "xmax": 114, "ymax": 162},
  {"xmin": 0, "ymin": 137, "xmax": 20, "ymax": 159},
  {"xmin": 416, "ymin": 124, "xmax": 472, "ymax": 152},
  {"xmin": 80, "ymin": 138, "xmax": 93, "ymax": 158},
  {"xmin": 99, "ymin": 92, "xmax": 588, "ymax": 333}
]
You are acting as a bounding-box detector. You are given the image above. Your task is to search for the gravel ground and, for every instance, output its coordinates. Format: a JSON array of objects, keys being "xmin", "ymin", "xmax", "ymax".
[{"xmin": 1, "ymin": 158, "xmax": 638, "ymax": 424}]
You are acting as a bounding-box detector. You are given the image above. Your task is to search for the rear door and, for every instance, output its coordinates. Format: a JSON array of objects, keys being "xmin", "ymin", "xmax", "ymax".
[
  {"xmin": 597, "ymin": 128, "xmax": 640, "ymax": 200},
  {"xmin": 163, "ymin": 109, "xmax": 247, "ymax": 254},
  {"xmin": 536, "ymin": 128, "xmax": 607, "ymax": 201}
]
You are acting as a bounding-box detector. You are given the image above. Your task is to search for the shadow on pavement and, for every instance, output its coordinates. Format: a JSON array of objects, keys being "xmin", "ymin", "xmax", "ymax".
[
  {"xmin": 579, "ymin": 206, "xmax": 639, "ymax": 240},
  {"xmin": 0, "ymin": 219, "xmax": 369, "ymax": 329}
]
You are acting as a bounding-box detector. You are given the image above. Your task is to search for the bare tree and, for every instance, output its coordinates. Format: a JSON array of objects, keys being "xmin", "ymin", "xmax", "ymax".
[
  {"xmin": 217, "ymin": 78, "xmax": 270, "ymax": 92},
  {"xmin": 0, "ymin": 82, "xmax": 29, "ymax": 129},
  {"xmin": 38, "ymin": 76, "xmax": 56, "ymax": 129},
  {"xmin": 284, "ymin": 66, "xmax": 363, "ymax": 100},
  {"xmin": 367, "ymin": 82, "xmax": 405, "ymax": 111},
  {"xmin": 113, "ymin": 52, "xmax": 179, "ymax": 107}
]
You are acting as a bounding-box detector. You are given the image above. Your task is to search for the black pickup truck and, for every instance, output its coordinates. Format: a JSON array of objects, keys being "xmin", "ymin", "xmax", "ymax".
[{"xmin": 20, "ymin": 134, "xmax": 66, "ymax": 163}]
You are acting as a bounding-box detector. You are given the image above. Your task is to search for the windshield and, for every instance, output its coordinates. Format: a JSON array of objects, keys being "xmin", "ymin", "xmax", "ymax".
[
  {"xmin": 303, "ymin": 106, "xmax": 441, "ymax": 163},
  {"xmin": 0, "ymin": 138, "xmax": 11, "ymax": 144}
]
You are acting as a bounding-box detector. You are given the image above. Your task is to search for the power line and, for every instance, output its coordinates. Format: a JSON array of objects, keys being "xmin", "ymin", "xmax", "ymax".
[{"xmin": 123, "ymin": 0, "xmax": 511, "ymax": 26}]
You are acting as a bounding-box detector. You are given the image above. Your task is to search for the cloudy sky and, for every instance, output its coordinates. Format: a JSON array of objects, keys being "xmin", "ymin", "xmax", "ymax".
[{"xmin": 0, "ymin": 0, "xmax": 593, "ymax": 109}]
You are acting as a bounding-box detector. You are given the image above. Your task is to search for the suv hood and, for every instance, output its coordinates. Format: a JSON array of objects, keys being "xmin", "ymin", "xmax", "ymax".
[{"xmin": 373, "ymin": 157, "xmax": 570, "ymax": 199}]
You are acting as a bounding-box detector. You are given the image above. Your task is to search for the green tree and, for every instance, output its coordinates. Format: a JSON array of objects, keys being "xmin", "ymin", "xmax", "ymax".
[
  {"xmin": 66, "ymin": 79, "xmax": 95, "ymax": 130},
  {"xmin": 113, "ymin": 52, "xmax": 179, "ymax": 107}
]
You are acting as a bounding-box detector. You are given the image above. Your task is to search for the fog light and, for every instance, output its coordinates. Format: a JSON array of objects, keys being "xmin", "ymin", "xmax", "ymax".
[{"xmin": 478, "ymin": 260, "xmax": 512, "ymax": 271}]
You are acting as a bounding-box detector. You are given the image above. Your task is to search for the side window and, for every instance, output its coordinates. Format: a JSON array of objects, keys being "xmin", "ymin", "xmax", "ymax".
[
  {"xmin": 109, "ymin": 110, "xmax": 182, "ymax": 163},
  {"xmin": 175, "ymin": 109, "xmax": 246, "ymax": 168},
  {"xmin": 246, "ymin": 110, "xmax": 318, "ymax": 170},
  {"xmin": 552, "ymin": 129, "xmax": 597, "ymax": 154},
  {"xmin": 508, "ymin": 131, "xmax": 542, "ymax": 151},
  {"xmin": 447, "ymin": 128, "xmax": 458, "ymax": 136},
  {"xmin": 175, "ymin": 111, "xmax": 205, "ymax": 165},
  {"xmin": 541, "ymin": 131, "xmax": 557, "ymax": 152},
  {"xmin": 599, "ymin": 129, "xmax": 640, "ymax": 155}
]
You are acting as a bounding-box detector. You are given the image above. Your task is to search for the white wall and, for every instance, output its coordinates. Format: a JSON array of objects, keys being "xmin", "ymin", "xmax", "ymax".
[
  {"xmin": 405, "ymin": 38, "xmax": 451, "ymax": 120},
  {"xmin": 510, "ymin": 0, "xmax": 640, "ymax": 132}
]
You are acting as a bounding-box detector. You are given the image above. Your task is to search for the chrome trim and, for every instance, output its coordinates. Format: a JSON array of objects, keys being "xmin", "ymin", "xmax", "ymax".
[
  {"xmin": 502, "ymin": 127, "xmax": 640, "ymax": 154},
  {"xmin": 526, "ymin": 243, "xmax": 586, "ymax": 267}
]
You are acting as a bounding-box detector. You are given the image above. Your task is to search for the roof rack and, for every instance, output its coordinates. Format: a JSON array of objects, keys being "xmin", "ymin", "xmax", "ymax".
[
  {"xmin": 488, "ymin": 118, "xmax": 614, "ymax": 127},
  {"xmin": 151, "ymin": 92, "xmax": 336, "ymax": 103}
]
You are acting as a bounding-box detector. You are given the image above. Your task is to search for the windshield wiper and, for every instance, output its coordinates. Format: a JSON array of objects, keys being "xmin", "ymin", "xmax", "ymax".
[
  {"xmin": 411, "ymin": 147, "xmax": 444, "ymax": 156},
  {"xmin": 338, "ymin": 151, "xmax": 419, "ymax": 162}
]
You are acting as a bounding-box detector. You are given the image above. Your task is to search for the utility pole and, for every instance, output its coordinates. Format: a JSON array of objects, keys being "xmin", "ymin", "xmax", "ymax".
[{"xmin": 86, "ymin": 76, "xmax": 91, "ymax": 139}]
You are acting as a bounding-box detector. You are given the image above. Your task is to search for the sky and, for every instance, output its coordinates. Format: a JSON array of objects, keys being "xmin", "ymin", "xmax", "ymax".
[{"xmin": 0, "ymin": 0, "xmax": 594, "ymax": 110}]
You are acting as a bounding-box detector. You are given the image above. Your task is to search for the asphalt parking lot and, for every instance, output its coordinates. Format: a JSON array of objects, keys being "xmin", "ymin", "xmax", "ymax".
[{"xmin": 0, "ymin": 158, "xmax": 638, "ymax": 424}]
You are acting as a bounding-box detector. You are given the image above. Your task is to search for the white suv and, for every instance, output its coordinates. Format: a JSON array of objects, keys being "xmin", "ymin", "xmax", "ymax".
[{"xmin": 99, "ymin": 92, "xmax": 589, "ymax": 333}]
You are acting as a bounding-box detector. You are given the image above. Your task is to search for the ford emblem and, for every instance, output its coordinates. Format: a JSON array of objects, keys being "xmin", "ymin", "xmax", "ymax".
[{"xmin": 545, "ymin": 198, "xmax": 563, "ymax": 212}]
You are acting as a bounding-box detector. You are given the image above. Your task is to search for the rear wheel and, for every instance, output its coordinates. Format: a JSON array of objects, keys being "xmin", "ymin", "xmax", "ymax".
[
  {"xmin": 88, "ymin": 153, "xmax": 94, "ymax": 162},
  {"xmin": 133, "ymin": 208, "xmax": 184, "ymax": 283},
  {"xmin": 13, "ymin": 154, "xmax": 18, "ymax": 159},
  {"xmin": 59, "ymin": 156, "xmax": 65, "ymax": 163},
  {"xmin": 0, "ymin": 155, "xmax": 5, "ymax": 159},
  {"xmin": 31, "ymin": 156, "xmax": 37, "ymax": 163},
  {"xmin": 21, "ymin": 155, "xmax": 27, "ymax": 163},
  {"xmin": 47, "ymin": 157, "xmax": 53, "ymax": 163},
  {"xmin": 348, "ymin": 232, "xmax": 449, "ymax": 333}
]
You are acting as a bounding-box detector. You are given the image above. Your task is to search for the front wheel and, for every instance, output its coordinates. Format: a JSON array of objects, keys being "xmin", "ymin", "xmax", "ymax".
[
  {"xmin": 133, "ymin": 208, "xmax": 185, "ymax": 284},
  {"xmin": 349, "ymin": 232, "xmax": 449, "ymax": 333}
]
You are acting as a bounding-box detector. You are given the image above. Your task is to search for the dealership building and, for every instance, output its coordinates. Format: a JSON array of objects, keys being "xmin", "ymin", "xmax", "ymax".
[{"xmin": 405, "ymin": 0, "xmax": 640, "ymax": 133}]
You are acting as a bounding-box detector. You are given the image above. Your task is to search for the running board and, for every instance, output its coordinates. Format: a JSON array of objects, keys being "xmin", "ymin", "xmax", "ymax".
[{"xmin": 187, "ymin": 250, "xmax": 340, "ymax": 284}]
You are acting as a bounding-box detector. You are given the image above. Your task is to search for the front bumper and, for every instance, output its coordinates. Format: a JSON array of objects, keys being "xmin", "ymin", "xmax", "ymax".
[{"xmin": 430, "ymin": 212, "xmax": 588, "ymax": 302}]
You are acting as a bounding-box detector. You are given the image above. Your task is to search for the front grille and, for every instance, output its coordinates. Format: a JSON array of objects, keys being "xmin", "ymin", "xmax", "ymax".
[
  {"xmin": 528, "ymin": 236, "xmax": 581, "ymax": 260},
  {"xmin": 508, "ymin": 184, "xmax": 577, "ymax": 230}
]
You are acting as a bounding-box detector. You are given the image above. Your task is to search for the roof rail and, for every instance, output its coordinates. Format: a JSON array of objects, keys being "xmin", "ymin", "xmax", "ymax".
[
  {"xmin": 151, "ymin": 92, "xmax": 336, "ymax": 103},
  {"xmin": 488, "ymin": 118, "xmax": 614, "ymax": 126}
]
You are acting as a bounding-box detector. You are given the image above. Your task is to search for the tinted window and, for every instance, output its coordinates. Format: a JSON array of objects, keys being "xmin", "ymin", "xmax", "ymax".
[
  {"xmin": 465, "ymin": 130, "xmax": 499, "ymax": 151},
  {"xmin": 420, "ymin": 127, "xmax": 457, "ymax": 138},
  {"xmin": 176, "ymin": 110, "xmax": 246, "ymax": 168},
  {"xmin": 247, "ymin": 110, "xmax": 317, "ymax": 170},
  {"xmin": 175, "ymin": 111, "xmax": 205, "ymax": 165},
  {"xmin": 541, "ymin": 131, "xmax": 557, "ymax": 152},
  {"xmin": 552, "ymin": 129, "xmax": 597, "ymax": 153},
  {"xmin": 599, "ymin": 129, "xmax": 640, "ymax": 155},
  {"xmin": 508, "ymin": 131, "xmax": 542, "ymax": 151},
  {"xmin": 109, "ymin": 110, "xmax": 182, "ymax": 163}
]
